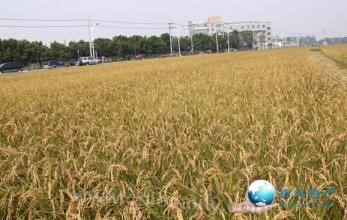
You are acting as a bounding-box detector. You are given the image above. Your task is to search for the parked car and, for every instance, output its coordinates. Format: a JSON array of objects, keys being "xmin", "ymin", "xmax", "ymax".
[
  {"xmin": 43, "ymin": 60, "xmax": 68, "ymax": 69},
  {"xmin": 0, "ymin": 62, "xmax": 22, "ymax": 73},
  {"xmin": 77, "ymin": 57, "xmax": 101, "ymax": 66}
]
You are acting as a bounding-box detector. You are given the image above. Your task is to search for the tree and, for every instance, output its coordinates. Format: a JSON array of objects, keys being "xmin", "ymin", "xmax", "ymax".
[
  {"xmin": 179, "ymin": 36, "xmax": 191, "ymax": 54},
  {"xmin": 0, "ymin": 30, "xmax": 249, "ymax": 65},
  {"xmin": 193, "ymin": 34, "xmax": 214, "ymax": 52},
  {"xmin": 230, "ymin": 30, "xmax": 241, "ymax": 49},
  {"xmin": 128, "ymin": 35, "xmax": 145, "ymax": 56},
  {"xmin": 239, "ymin": 31, "xmax": 253, "ymax": 49},
  {"xmin": 0, "ymin": 39, "xmax": 48, "ymax": 65},
  {"xmin": 160, "ymin": 33, "xmax": 171, "ymax": 54},
  {"xmin": 299, "ymin": 36, "xmax": 317, "ymax": 46},
  {"xmin": 50, "ymin": 41, "xmax": 70, "ymax": 60},
  {"xmin": 94, "ymin": 38, "xmax": 114, "ymax": 57},
  {"xmin": 113, "ymin": 35, "xmax": 132, "ymax": 59},
  {"xmin": 69, "ymin": 40, "xmax": 90, "ymax": 59}
]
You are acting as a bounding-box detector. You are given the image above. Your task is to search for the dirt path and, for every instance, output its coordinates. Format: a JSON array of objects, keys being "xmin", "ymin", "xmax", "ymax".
[{"xmin": 308, "ymin": 52, "xmax": 347, "ymax": 83}]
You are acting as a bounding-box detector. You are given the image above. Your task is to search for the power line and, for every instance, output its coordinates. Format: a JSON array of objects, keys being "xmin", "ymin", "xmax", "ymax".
[
  {"xmin": 0, "ymin": 24, "xmax": 172, "ymax": 30},
  {"xmin": 0, "ymin": 18, "xmax": 88, "ymax": 22},
  {"xmin": 0, "ymin": 23, "xmax": 169, "ymax": 30},
  {"xmin": 0, "ymin": 17, "xmax": 190, "ymax": 32},
  {"xmin": 98, "ymin": 25, "xmax": 167, "ymax": 30},
  {"xmin": 0, "ymin": 25, "xmax": 88, "ymax": 28},
  {"xmin": 0, "ymin": 17, "xmax": 173, "ymax": 26},
  {"xmin": 94, "ymin": 19, "xmax": 168, "ymax": 26}
]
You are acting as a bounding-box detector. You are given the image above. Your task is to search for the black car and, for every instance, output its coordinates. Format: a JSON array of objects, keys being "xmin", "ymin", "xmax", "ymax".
[{"xmin": 0, "ymin": 62, "xmax": 22, "ymax": 73}]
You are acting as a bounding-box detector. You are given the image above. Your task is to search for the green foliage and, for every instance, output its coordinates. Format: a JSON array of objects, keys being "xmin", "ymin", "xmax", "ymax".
[
  {"xmin": 0, "ymin": 39, "xmax": 48, "ymax": 65},
  {"xmin": 0, "ymin": 33, "xmax": 248, "ymax": 64},
  {"xmin": 299, "ymin": 36, "xmax": 317, "ymax": 46}
]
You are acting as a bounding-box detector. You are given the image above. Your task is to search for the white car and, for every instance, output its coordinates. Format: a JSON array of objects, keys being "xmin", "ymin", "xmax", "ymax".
[{"xmin": 77, "ymin": 57, "xmax": 101, "ymax": 66}]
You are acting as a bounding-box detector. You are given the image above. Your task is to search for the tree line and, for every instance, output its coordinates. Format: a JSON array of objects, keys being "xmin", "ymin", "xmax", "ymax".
[
  {"xmin": 0, "ymin": 31, "xmax": 253, "ymax": 65},
  {"xmin": 3, "ymin": 31, "xmax": 344, "ymax": 65},
  {"xmin": 299, "ymin": 36, "xmax": 347, "ymax": 46}
]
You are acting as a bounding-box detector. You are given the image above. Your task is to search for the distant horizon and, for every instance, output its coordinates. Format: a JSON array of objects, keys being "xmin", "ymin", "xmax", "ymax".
[{"xmin": 0, "ymin": 20, "xmax": 345, "ymax": 47}]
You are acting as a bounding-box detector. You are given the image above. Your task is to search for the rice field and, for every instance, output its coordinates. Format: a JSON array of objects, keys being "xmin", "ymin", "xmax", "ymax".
[
  {"xmin": 322, "ymin": 45, "xmax": 347, "ymax": 67},
  {"xmin": 0, "ymin": 48, "xmax": 346, "ymax": 219}
]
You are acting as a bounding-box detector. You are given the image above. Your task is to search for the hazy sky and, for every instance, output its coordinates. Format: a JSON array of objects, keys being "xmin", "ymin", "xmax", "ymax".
[{"xmin": 0, "ymin": 0, "xmax": 346, "ymax": 44}]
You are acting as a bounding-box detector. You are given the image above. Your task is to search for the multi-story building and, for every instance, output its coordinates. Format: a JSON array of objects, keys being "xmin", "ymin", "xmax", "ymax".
[{"xmin": 188, "ymin": 17, "xmax": 272, "ymax": 49}]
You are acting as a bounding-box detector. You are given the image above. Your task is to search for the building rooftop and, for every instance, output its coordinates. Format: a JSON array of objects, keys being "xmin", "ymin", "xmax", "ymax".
[{"xmin": 222, "ymin": 21, "xmax": 271, "ymax": 25}]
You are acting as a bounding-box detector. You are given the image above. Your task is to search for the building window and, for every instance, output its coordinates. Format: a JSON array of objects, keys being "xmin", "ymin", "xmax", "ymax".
[
  {"xmin": 241, "ymin": 26, "xmax": 244, "ymax": 29},
  {"xmin": 252, "ymin": 25, "xmax": 255, "ymax": 29},
  {"xmin": 267, "ymin": 32, "xmax": 271, "ymax": 35},
  {"xmin": 267, "ymin": 27, "xmax": 271, "ymax": 30},
  {"xmin": 263, "ymin": 25, "xmax": 265, "ymax": 28}
]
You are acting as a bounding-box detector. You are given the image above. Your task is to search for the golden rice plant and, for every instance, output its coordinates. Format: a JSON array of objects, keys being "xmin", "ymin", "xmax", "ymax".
[
  {"xmin": 321, "ymin": 44, "xmax": 347, "ymax": 67},
  {"xmin": 0, "ymin": 47, "xmax": 346, "ymax": 219}
]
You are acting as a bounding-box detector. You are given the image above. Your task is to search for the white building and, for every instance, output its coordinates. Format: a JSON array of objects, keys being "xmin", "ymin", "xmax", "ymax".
[{"xmin": 188, "ymin": 17, "xmax": 272, "ymax": 50}]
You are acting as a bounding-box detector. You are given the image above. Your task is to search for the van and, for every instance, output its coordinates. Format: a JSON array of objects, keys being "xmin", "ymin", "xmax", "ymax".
[
  {"xmin": 0, "ymin": 62, "xmax": 22, "ymax": 73},
  {"xmin": 44, "ymin": 60, "xmax": 67, "ymax": 69},
  {"xmin": 77, "ymin": 57, "xmax": 101, "ymax": 66}
]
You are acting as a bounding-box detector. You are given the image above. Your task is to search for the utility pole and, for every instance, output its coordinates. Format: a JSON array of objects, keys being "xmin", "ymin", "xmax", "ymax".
[
  {"xmin": 168, "ymin": 22, "xmax": 174, "ymax": 56},
  {"xmin": 177, "ymin": 36, "xmax": 181, "ymax": 56},
  {"xmin": 91, "ymin": 26, "xmax": 95, "ymax": 59},
  {"xmin": 215, "ymin": 32, "xmax": 219, "ymax": 53},
  {"xmin": 190, "ymin": 33, "xmax": 194, "ymax": 55},
  {"xmin": 36, "ymin": 49, "xmax": 39, "ymax": 65},
  {"xmin": 176, "ymin": 25, "xmax": 181, "ymax": 57},
  {"xmin": 188, "ymin": 23, "xmax": 194, "ymax": 54},
  {"xmin": 252, "ymin": 31, "xmax": 255, "ymax": 49},
  {"xmin": 323, "ymin": 29, "xmax": 327, "ymax": 42},
  {"xmin": 88, "ymin": 19, "xmax": 98, "ymax": 59},
  {"xmin": 228, "ymin": 32, "xmax": 231, "ymax": 53},
  {"xmin": 88, "ymin": 17, "xmax": 93, "ymax": 58},
  {"xmin": 214, "ymin": 23, "xmax": 219, "ymax": 53}
]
